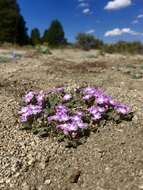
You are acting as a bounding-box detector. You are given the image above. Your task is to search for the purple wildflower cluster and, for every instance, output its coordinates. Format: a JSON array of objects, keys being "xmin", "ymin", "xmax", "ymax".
[
  {"xmin": 48, "ymin": 104, "xmax": 87, "ymax": 137},
  {"xmin": 82, "ymin": 87, "xmax": 131, "ymax": 118},
  {"xmin": 19, "ymin": 91, "xmax": 45, "ymax": 122},
  {"xmin": 19, "ymin": 86, "xmax": 132, "ymax": 141}
]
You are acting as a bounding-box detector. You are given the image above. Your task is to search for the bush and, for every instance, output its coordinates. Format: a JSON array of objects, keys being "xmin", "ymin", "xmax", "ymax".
[
  {"xmin": 103, "ymin": 41, "xmax": 143, "ymax": 55},
  {"xmin": 35, "ymin": 45, "xmax": 52, "ymax": 54},
  {"xmin": 76, "ymin": 33, "xmax": 103, "ymax": 51},
  {"xmin": 19, "ymin": 86, "xmax": 133, "ymax": 148}
]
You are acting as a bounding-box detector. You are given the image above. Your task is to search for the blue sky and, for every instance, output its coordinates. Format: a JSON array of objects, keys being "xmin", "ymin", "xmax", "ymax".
[{"xmin": 18, "ymin": 0, "xmax": 143, "ymax": 43}]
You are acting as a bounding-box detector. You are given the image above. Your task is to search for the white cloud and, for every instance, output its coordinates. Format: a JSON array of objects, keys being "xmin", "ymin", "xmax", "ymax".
[
  {"xmin": 132, "ymin": 14, "xmax": 143, "ymax": 24},
  {"xmin": 105, "ymin": 0, "xmax": 132, "ymax": 10},
  {"xmin": 77, "ymin": 0, "xmax": 92, "ymax": 15},
  {"xmin": 79, "ymin": 3, "xmax": 89, "ymax": 7},
  {"xmin": 82, "ymin": 8, "xmax": 91, "ymax": 14},
  {"xmin": 132, "ymin": 20, "xmax": 139, "ymax": 24},
  {"xmin": 104, "ymin": 28, "xmax": 142, "ymax": 37},
  {"xmin": 137, "ymin": 14, "xmax": 143, "ymax": 18},
  {"xmin": 86, "ymin": 29, "xmax": 95, "ymax": 34}
]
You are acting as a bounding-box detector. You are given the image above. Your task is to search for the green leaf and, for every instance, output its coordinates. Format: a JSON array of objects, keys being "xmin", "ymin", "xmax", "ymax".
[
  {"xmin": 37, "ymin": 128, "xmax": 49, "ymax": 137},
  {"xmin": 21, "ymin": 122, "xmax": 32, "ymax": 130},
  {"xmin": 57, "ymin": 134, "xmax": 65, "ymax": 142},
  {"xmin": 121, "ymin": 112, "xmax": 134, "ymax": 121},
  {"xmin": 65, "ymin": 139, "xmax": 82, "ymax": 148}
]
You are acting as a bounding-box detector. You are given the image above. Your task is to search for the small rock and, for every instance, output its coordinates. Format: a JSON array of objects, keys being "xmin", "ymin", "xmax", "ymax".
[
  {"xmin": 39, "ymin": 162, "xmax": 46, "ymax": 170},
  {"xmin": 5, "ymin": 178, "xmax": 11, "ymax": 184},
  {"xmin": 69, "ymin": 169, "xmax": 81, "ymax": 183},
  {"xmin": 139, "ymin": 185, "xmax": 143, "ymax": 189},
  {"xmin": 105, "ymin": 167, "xmax": 112, "ymax": 174},
  {"xmin": 0, "ymin": 179, "xmax": 4, "ymax": 184},
  {"xmin": 44, "ymin": 179, "xmax": 51, "ymax": 185},
  {"xmin": 22, "ymin": 182, "xmax": 30, "ymax": 190}
]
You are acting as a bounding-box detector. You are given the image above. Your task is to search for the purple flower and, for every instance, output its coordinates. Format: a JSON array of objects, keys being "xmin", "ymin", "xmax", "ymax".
[
  {"xmin": 70, "ymin": 115, "xmax": 82, "ymax": 122},
  {"xmin": 93, "ymin": 88, "xmax": 104, "ymax": 98},
  {"xmin": 75, "ymin": 111, "xmax": 84, "ymax": 117},
  {"xmin": 48, "ymin": 115, "xmax": 58, "ymax": 122},
  {"xmin": 77, "ymin": 122, "xmax": 88, "ymax": 129},
  {"xmin": 115, "ymin": 104, "xmax": 131, "ymax": 115},
  {"xmin": 56, "ymin": 123, "xmax": 78, "ymax": 135},
  {"xmin": 96, "ymin": 95, "xmax": 109, "ymax": 105},
  {"xmin": 55, "ymin": 104, "xmax": 68, "ymax": 113},
  {"xmin": 19, "ymin": 105, "xmax": 42, "ymax": 122},
  {"xmin": 68, "ymin": 123, "xmax": 78, "ymax": 131},
  {"xmin": 56, "ymin": 124, "xmax": 69, "ymax": 135},
  {"xmin": 83, "ymin": 94, "xmax": 92, "ymax": 100},
  {"xmin": 88, "ymin": 106, "xmax": 99, "ymax": 115},
  {"xmin": 63, "ymin": 94, "xmax": 72, "ymax": 101},
  {"xmin": 97, "ymin": 106, "xmax": 106, "ymax": 113},
  {"xmin": 24, "ymin": 91, "xmax": 35, "ymax": 103},
  {"xmin": 30, "ymin": 105, "xmax": 42, "ymax": 115},
  {"xmin": 56, "ymin": 112, "xmax": 69, "ymax": 122},
  {"xmin": 20, "ymin": 114, "xmax": 28, "ymax": 123},
  {"xmin": 36, "ymin": 91, "xmax": 45, "ymax": 106},
  {"xmin": 55, "ymin": 87, "xmax": 65, "ymax": 92},
  {"xmin": 92, "ymin": 112, "xmax": 102, "ymax": 121},
  {"xmin": 108, "ymin": 98, "xmax": 117, "ymax": 107},
  {"xmin": 83, "ymin": 87, "xmax": 96, "ymax": 95}
]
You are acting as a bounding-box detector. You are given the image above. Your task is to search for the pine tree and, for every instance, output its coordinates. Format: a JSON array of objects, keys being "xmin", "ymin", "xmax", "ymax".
[
  {"xmin": 44, "ymin": 20, "xmax": 66, "ymax": 46},
  {"xmin": 16, "ymin": 15, "xmax": 29, "ymax": 45},
  {"xmin": 0, "ymin": 0, "xmax": 28, "ymax": 45},
  {"xmin": 31, "ymin": 28, "xmax": 41, "ymax": 45},
  {"xmin": 42, "ymin": 29, "xmax": 48, "ymax": 43}
]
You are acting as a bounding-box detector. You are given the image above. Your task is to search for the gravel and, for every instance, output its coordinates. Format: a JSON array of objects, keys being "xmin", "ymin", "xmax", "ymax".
[{"xmin": 0, "ymin": 50, "xmax": 143, "ymax": 190}]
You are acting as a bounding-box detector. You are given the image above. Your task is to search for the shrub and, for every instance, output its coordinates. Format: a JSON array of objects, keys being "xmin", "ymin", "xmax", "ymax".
[
  {"xmin": 19, "ymin": 86, "xmax": 133, "ymax": 147},
  {"xmin": 103, "ymin": 41, "xmax": 143, "ymax": 54},
  {"xmin": 35, "ymin": 45, "xmax": 52, "ymax": 54},
  {"xmin": 76, "ymin": 33, "xmax": 103, "ymax": 51}
]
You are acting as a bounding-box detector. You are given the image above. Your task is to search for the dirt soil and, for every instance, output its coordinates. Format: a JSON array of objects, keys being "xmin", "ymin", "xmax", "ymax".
[{"xmin": 0, "ymin": 48, "xmax": 143, "ymax": 190}]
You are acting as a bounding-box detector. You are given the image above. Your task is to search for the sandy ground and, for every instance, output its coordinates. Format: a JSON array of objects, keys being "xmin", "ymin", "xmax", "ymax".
[{"xmin": 0, "ymin": 48, "xmax": 143, "ymax": 190}]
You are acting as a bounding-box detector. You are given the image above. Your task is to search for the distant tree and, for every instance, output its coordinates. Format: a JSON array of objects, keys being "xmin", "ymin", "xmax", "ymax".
[
  {"xmin": 42, "ymin": 29, "xmax": 48, "ymax": 43},
  {"xmin": 76, "ymin": 33, "xmax": 103, "ymax": 50},
  {"xmin": 16, "ymin": 15, "xmax": 29, "ymax": 45},
  {"xmin": 44, "ymin": 20, "xmax": 66, "ymax": 46},
  {"xmin": 31, "ymin": 28, "xmax": 41, "ymax": 45},
  {"xmin": 0, "ymin": 0, "xmax": 28, "ymax": 45}
]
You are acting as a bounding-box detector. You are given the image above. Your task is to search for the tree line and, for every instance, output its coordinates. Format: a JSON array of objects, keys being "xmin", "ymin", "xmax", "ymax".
[
  {"xmin": 0, "ymin": 0, "xmax": 66, "ymax": 46},
  {"xmin": 0, "ymin": 0, "xmax": 143, "ymax": 54}
]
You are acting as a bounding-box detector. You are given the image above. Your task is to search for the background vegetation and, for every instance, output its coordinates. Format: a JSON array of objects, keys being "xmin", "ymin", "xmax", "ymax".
[{"xmin": 0, "ymin": 0, "xmax": 143, "ymax": 54}]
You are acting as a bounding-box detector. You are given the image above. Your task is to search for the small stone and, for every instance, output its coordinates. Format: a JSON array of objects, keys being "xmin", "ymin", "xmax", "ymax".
[
  {"xmin": 44, "ymin": 179, "xmax": 51, "ymax": 185},
  {"xmin": 69, "ymin": 170, "xmax": 81, "ymax": 183},
  {"xmin": 14, "ymin": 172, "xmax": 20, "ymax": 177},
  {"xmin": 105, "ymin": 167, "xmax": 112, "ymax": 174},
  {"xmin": 22, "ymin": 182, "xmax": 30, "ymax": 190},
  {"xmin": 139, "ymin": 185, "xmax": 143, "ymax": 189},
  {"xmin": 28, "ymin": 156, "xmax": 35, "ymax": 166},
  {"xmin": 38, "ymin": 185, "xmax": 43, "ymax": 190},
  {"xmin": 39, "ymin": 162, "xmax": 46, "ymax": 170},
  {"xmin": 0, "ymin": 179, "xmax": 4, "ymax": 184},
  {"xmin": 5, "ymin": 178, "xmax": 11, "ymax": 184}
]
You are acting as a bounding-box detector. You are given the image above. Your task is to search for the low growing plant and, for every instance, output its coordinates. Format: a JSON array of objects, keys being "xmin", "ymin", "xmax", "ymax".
[
  {"xmin": 19, "ymin": 86, "xmax": 133, "ymax": 147},
  {"xmin": 36, "ymin": 45, "xmax": 52, "ymax": 54}
]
